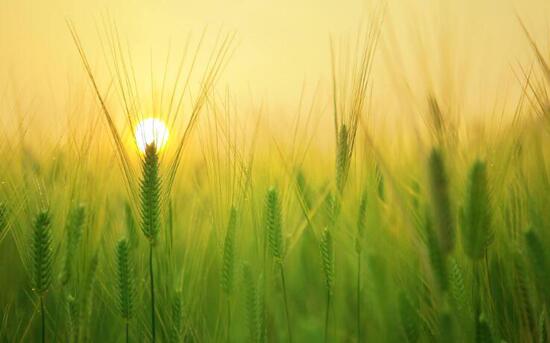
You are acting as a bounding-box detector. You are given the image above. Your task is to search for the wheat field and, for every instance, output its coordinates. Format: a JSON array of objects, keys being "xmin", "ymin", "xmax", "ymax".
[{"xmin": 0, "ymin": 1, "xmax": 550, "ymax": 342}]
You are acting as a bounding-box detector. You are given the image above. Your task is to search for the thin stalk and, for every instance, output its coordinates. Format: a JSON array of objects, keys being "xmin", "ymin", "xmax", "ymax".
[
  {"xmin": 40, "ymin": 295, "xmax": 46, "ymax": 343},
  {"xmin": 324, "ymin": 288, "xmax": 331, "ymax": 343},
  {"xmin": 280, "ymin": 266, "xmax": 293, "ymax": 343},
  {"xmin": 357, "ymin": 252, "xmax": 361, "ymax": 342},
  {"xmin": 149, "ymin": 244, "xmax": 156, "ymax": 342},
  {"xmin": 226, "ymin": 299, "xmax": 231, "ymax": 342},
  {"xmin": 126, "ymin": 320, "xmax": 129, "ymax": 343}
]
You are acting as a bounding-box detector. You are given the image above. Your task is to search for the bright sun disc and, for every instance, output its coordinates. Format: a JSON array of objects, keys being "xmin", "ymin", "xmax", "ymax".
[{"xmin": 135, "ymin": 118, "xmax": 169, "ymax": 153}]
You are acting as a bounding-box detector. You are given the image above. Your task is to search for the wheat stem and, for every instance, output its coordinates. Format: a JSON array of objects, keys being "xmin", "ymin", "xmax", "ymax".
[
  {"xmin": 149, "ymin": 243, "xmax": 156, "ymax": 342},
  {"xmin": 280, "ymin": 266, "xmax": 293, "ymax": 343},
  {"xmin": 40, "ymin": 295, "xmax": 46, "ymax": 343}
]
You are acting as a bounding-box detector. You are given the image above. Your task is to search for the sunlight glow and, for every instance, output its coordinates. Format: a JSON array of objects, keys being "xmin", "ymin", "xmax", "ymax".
[{"xmin": 135, "ymin": 118, "xmax": 169, "ymax": 153}]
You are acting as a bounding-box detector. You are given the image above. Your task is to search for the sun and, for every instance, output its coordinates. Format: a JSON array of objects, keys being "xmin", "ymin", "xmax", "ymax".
[{"xmin": 135, "ymin": 118, "xmax": 169, "ymax": 153}]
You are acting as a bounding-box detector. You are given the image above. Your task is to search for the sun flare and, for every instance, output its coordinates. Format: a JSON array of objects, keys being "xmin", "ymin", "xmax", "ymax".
[{"xmin": 135, "ymin": 118, "xmax": 169, "ymax": 153}]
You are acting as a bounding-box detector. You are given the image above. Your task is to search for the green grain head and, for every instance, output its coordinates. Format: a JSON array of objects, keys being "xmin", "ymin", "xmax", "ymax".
[
  {"xmin": 320, "ymin": 227, "xmax": 334, "ymax": 294},
  {"xmin": 427, "ymin": 148, "xmax": 455, "ymax": 254},
  {"xmin": 0, "ymin": 202, "xmax": 7, "ymax": 233},
  {"xmin": 398, "ymin": 292, "xmax": 420, "ymax": 343},
  {"xmin": 475, "ymin": 314, "xmax": 493, "ymax": 343},
  {"xmin": 221, "ymin": 206, "xmax": 238, "ymax": 296},
  {"xmin": 115, "ymin": 238, "xmax": 134, "ymax": 320},
  {"xmin": 31, "ymin": 210, "xmax": 53, "ymax": 295},
  {"xmin": 170, "ymin": 291, "xmax": 184, "ymax": 343},
  {"xmin": 355, "ymin": 189, "xmax": 368, "ymax": 253},
  {"xmin": 140, "ymin": 143, "xmax": 161, "ymax": 244},
  {"xmin": 462, "ymin": 160, "xmax": 493, "ymax": 260},
  {"xmin": 242, "ymin": 262, "xmax": 259, "ymax": 343},
  {"xmin": 524, "ymin": 229, "xmax": 549, "ymax": 302},
  {"xmin": 425, "ymin": 214, "xmax": 448, "ymax": 292},
  {"xmin": 265, "ymin": 187, "xmax": 284, "ymax": 263},
  {"xmin": 61, "ymin": 203, "xmax": 86, "ymax": 285},
  {"xmin": 336, "ymin": 123, "xmax": 350, "ymax": 194}
]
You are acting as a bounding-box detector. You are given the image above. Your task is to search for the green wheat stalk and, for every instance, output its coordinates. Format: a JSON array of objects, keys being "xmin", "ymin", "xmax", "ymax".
[
  {"xmin": 31, "ymin": 210, "xmax": 53, "ymax": 343},
  {"xmin": 425, "ymin": 214, "xmax": 448, "ymax": 292},
  {"xmin": 462, "ymin": 160, "xmax": 493, "ymax": 260},
  {"xmin": 78, "ymin": 252, "xmax": 99, "ymax": 342},
  {"xmin": 336, "ymin": 123, "xmax": 350, "ymax": 194},
  {"xmin": 221, "ymin": 206, "xmax": 237, "ymax": 339},
  {"xmin": 140, "ymin": 143, "xmax": 161, "ymax": 342},
  {"xmin": 242, "ymin": 262, "xmax": 259, "ymax": 343},
  {"xmin": 170, "ymin": 291, "xmax": 184, "ymax": 343},
  {"xmin": 355, "ymin": 190, "xmax": 367, "ymax": 341},
  {"xmin": 265, "ymin": 187, "xmax": 292, "ymax": 342},
  {"xmin": 66, "ymin": 295, "xmax": 79, "ymax": 343},
  {"xmin": 115, "ymin": 238, "xmax": 134, "ymax": 343},
  {"xmin": 0, "ymin": 202, "xmax": 7, "ymax": 234},
  {"xmin": 524, "ymin": 229, "xmax": 549, "ymax": 305},
  {"xmin": 320, "ymin": 227, "xmax": 334, "ymax": 343},
  {"xmin": 475, "ymin": 314, "xmax": 493, "ymax": 343},
  {"xmin": 398, "ymin": 292, "xmax": 419, "ymax": 343},
  {"xmin": 61, "ymin": 204, "xmax": 86, "ymax": 286},
  {"xmin": 427, "ymin": 148, "xmax": 455, "ymax": 254}
]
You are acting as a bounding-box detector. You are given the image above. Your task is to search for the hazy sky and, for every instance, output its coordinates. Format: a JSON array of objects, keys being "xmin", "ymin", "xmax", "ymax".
[{"xmin": 1, "ymin": 0, "xmax": 549, "ymax": 126}]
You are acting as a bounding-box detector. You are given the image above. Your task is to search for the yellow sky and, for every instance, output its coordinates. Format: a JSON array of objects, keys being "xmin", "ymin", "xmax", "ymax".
[{"xmin": 1, "ymin": 0, "xmax": 549, "ymax": 131}]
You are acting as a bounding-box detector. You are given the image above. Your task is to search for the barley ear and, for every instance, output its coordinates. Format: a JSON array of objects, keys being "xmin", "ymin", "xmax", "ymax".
[
  {"xmin": 140, "ymin": 143, "xmax": 161, "ymax": 244},
  {"xmin": 115, "ymin": 238, "xmax": 134, "ymax": 320},
  {"xmin": 170, "ymin": 291, "xmax": 184, "ymax": 343},
  {"xmin": 0, "ymin": 202, "xmax": 7, "ymax": 233},
  {"xmin": 425, "ymin": 214, "xmax": 448, "ymax": 292},
  {"xmin": 398, "ymin": 292, "xmax": 419, "ymax": 343},
  {"xmin": 32, "ymin": 210, "xmax": 53, "ymax": 295},
  {"xmin": 242, "ymin": 262, "xmax": 259, "ymax": 343},
  {"xmin": 320, "ymin": 227, "xmax": 334, "ymax": 294},
  {"xmin": 265, "ymin": 187, "xmax": 284, "ymax": 263},
  {"xmin": 462, "ymin": 160, "xmax": 493, "ymax": 260},
  {"xmin": 427, "ymin": 148, "xmax": 455, "ymax": 254},
  {"xmin": 221, "ymin": 207, "xmax": 238, "ymax": 296},
  {"xmin": 61, "ymin": 204, "xmax": 86, "ymax": 286},
  {"xmin": 355, "ymin": 190, "xmax": 368, "ymax": 253},
  {"xmin": 336, "ymin": 123, "xmax": 349, "ymax": 194}
]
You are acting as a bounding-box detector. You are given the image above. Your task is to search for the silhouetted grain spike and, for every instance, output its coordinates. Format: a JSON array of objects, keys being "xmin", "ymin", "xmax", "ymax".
[
  {"xmin": 170, "ymin": 291, "xmax": 183, "ymax": 343},
  {"xmin": 336, "ymin": 124, "xmax": 349, "ymax": 194},
  {"xmin": 116, "ymin": 238, "xmax": 134, "ymax": 320},
  {"xmin": 66, "ymin": 295, "xmax": 79, "ymax": 343},
  {"xmin": 475, "ymin": 314, "xmax": 493, "ymax": 343},
  {"xmin": 221, "ymin": 207, "xmax": 238, "ymax": 296},
  {"xmin": 524, "ymin": 230, "xmax": 550, "ymax": 304},
  {"xmin": 61, "ymin": 204, "xmax": 86, "ymax": 286},
  {"xmin": 425, "ymin": 214, "xmax": 448, "ymax": 292},
  {"xmin": 32, "ymin": 211, "xmax": 53, "ymax": 295},
  {"xmin": 320, "ymin": 227, "xmax": 334, "ymax": 294},
  {"xmin": 265, "ymin": 187, "xmax": 284, "ymax": 262},
  {"xmin": 242, "ymin": 263, "xmax": 259, "ymax": 343},
  {"xmin": 462, "ymin": 160, "xmax": 493, "ymax": 260},
  {"xmin": 0, "ymin": 202, "xmax": 7, "ymax": 233},
  {"xmin": 140, "ymin": 143, "xmax": 161, "ymax": 243},
  {"xmin": 398, "ymin": 293, "xmax": 419, "ymax": 343},
  {"xmin": 31, "ymin": 210, "xmax": 53, "ymax": 343},
  {"xmin": 355, "ymin": 190, "xmax": 368, "ymax": 253},
  {"xmin": 427, "ymin": 148, "xmax": 455, "ymax": 254}
]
